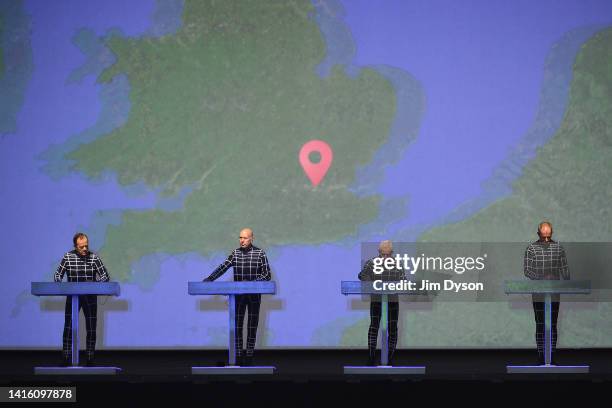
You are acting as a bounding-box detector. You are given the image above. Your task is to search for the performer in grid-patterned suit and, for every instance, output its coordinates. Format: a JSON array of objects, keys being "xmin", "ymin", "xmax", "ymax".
[
  {"xmin": 54, "ymin": 232, "xmax": 109, "ymax": 366},
  {"xmin": 358, "ymin": 240, "xmax": 405, "ymax": 366},
  {"xmin": 523, "ymin": 221, "xmax": 569, "ymax": 365},
  {"xmin": 203, "ymin": 228, "xmax": 271, "ymax": 366}
]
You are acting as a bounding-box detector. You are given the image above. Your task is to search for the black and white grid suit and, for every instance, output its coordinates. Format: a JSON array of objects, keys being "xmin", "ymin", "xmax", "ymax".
[
  {"xmin": 358, "ymin": 257, "xmax": 406, "ymax": 362},
  {"xmin": 54, "ymin": 250, "xmax": 110, "ymax": 360},
  {"xmin": 204, "ymin": 245, "xmax": 271, "ymax": 357},
  {"xmin": 523, "ymin": 240, "xmax": 570, "ymax": 360}
]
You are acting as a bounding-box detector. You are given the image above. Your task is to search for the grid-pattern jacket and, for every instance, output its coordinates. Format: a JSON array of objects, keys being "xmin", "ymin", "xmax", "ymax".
[
  {"xmin": 359, "ymin": 257, "xmax": 406, "ymax": 302},
  {"xmin": 54, "ymin": 250, "xmax": 110, "ymax": 282},
  {"xmin": 524, "ymin": 240, "xmax": 570, "ymax": 280},
  {"xmin": 359, "ymin": 257, "xmax": 406, "ymax": 282},
  {"xmin": 206, "ymin": 246, "xmax": 272, "ymax": 282}
]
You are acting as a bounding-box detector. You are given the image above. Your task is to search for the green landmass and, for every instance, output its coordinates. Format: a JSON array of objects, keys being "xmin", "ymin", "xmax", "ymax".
[
  {"xmin": 401, "ymin": 29, "xmax": 612, "ymax": 348},
  {"xmin": 339, "ymin": 28, "xmax": 612, "ymax": 348},
  {"xmin": 68, "ymin": 0, "xmax": 397, "ymax": 280},
  {"xmin": 421, "ymin": 29, "xmax": 612, "ymax": 243}
]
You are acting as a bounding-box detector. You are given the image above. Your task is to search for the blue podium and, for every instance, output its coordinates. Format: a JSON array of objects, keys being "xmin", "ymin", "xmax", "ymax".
[
  {"xmin": 188, "ymin": 281, "xmax": 276, "ymax": 375},
  {"xmin": 31, "ymin": 282, "xmax": 121, "ymax": 375},
  {"xmin": 505, "ymin": 280, "xmax": 590, "ymax": 373},
  {"xmin": 341, "ymin": 281, "xmax": 426, "ymax": 374}
]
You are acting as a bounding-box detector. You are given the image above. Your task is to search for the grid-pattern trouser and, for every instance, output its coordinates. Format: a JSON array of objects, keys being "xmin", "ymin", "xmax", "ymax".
[
  {"xmin": 235, "ymin": 294, "xmax": 261, "ymax": 357},
  {"xmin": 368, "ymin": 301, "xmax": 399, "ymax": 360},
  {"xmin": 533, "ymin": 301, "xmax": 560, "ymax": 358},
  {"xmin": 62, "ymin": 295, "xmax": 98, "ymax": 360}
]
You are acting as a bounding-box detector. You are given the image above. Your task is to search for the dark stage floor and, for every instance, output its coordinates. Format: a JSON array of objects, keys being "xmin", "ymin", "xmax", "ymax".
[{"xmin": 1, "ymin": 349, "xmax": 611, "ymax": 404}]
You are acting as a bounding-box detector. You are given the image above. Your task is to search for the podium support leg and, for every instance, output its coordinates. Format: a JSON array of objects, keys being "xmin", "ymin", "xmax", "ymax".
[
  {"xmin": 544, "ymin": 293, "xmax": 551, "ymax": 365},
  {"xmin": 71, "ymin": 295, "xmax": 79, "ymax": 367},
  {"xmin": 381, "ymin": 294, "xmax": 389, "ymax": 366},
  {"xmin": 229, "ymin": 294, "xmax": 236, "ymax": 366}
]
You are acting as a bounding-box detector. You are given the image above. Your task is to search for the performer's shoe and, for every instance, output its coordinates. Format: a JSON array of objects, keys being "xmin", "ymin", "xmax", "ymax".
[
  {"xmin": 243, "ymin": 356, "xmax": 254, "ymax": 367},
  {"xmin": 368, "ymin": 355, "xmax": 378, "ymax": 367},
  {"xmin": 234, "ymin": 350, "xmax": 246, "ymax": 366},
  {"xmin": 61, "ymin": 357, "xmax": 71, "ymax": 367},
  {"xmin": 85, "ymin": 358, "xmax": 95, "ymax": 367}
]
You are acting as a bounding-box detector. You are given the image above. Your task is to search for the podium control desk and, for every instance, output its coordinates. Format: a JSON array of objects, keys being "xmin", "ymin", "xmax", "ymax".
[
  {"xmin": 188, "ymin": 281, "xmax": 276, "ymax": 375},
  {"xmin": 341, "ymin": 281, "xmax": 426, "ymax": 375},
  {"xmin": 505, "ymin": 280, "xmax": 590, "ymax": 373},
  {"xmin": 31, "ymin": 282, "xmax": 121, "ymax": 375}
]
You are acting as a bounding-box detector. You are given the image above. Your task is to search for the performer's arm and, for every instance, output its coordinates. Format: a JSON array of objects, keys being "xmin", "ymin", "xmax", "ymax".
[
  {"xmin": 204, "ymin": 252, "xmax": 234, "ymax": 281},
  {"xmin": 93, "ymin": 254, "xmax": 110, "ymax": 282},
  {"xmin": 54, "ymin": 254, "xmax": 68, "ymax": 282},
  {"xmin": 256, "ymin": 252, "xmax": 272, "ymax": 281},
  {"xmin": 560, "ymin": 246, "xmax": 570, "ymax": 280},
  {"xmin": 523, "ymin": 246, "xmax": 538, "ymax": 280},
  {"xmin": 358, "ymin": 259, "xmax": 374, "ymax": 281}
]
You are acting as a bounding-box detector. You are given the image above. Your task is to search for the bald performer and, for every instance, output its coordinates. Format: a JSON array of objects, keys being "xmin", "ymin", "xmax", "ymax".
[
  {"xmin": 358, "ymin": 240, "xmax": 405, "ymax": 366},
  {"xmin": 524, "ymin": 221, "xmax": 569, "ymax": 365},
  {"xmin": 203, "ymin": 228, "xmax": 272, "ymax": 366}
]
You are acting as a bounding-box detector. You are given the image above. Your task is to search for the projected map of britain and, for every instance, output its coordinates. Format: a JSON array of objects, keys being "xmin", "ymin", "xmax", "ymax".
[
  {"xmin": 7, "ymin": 0, "xmax": 607, "ymax": 349},
  {"xmin": 64, "ymin": 0, "xmax": 406, "ymax": 280}
]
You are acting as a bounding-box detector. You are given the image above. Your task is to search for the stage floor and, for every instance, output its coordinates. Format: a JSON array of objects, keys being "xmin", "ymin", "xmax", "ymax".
[{"xmin": 1, "ymin": 349, "xmax": 611, "ymax": 403}]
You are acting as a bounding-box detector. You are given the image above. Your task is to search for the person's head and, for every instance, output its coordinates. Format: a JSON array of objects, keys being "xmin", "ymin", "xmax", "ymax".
[
  {"xmin": 378, "ymin": 240, "xmax": 393, "ymax": 258},
  {"xmin": 537, "ymin": 221, "xmax": 553, "ymax": 242},
  {"xmin": 239, "ymin": 228, "xmax": 253, "ymax": 248},
  {"xmin": 73, "ymin": 232, "xmax": 89, "ymax": 256}
]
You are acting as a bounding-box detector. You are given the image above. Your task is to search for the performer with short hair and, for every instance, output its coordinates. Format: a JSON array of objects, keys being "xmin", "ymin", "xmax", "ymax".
[
  {"xmin": 203, "ymin": 228, "xmax": 271, "ymax": 366},
  {"xmin": 358, "ymin": 240, "xmax": 405, "ymax": 366},
  {"xmin": 54, "ymin": 232, "xmax": 109, "ymax": 366},
  {"xmin": 524, "ymin": 221, "xmax": 569, "ymax": 365}
]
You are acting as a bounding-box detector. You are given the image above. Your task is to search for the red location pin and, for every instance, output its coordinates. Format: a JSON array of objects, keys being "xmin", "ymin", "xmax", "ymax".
[{"xmin": 299, "ymin": 140, "xmax": 333, "ymax": 187}]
